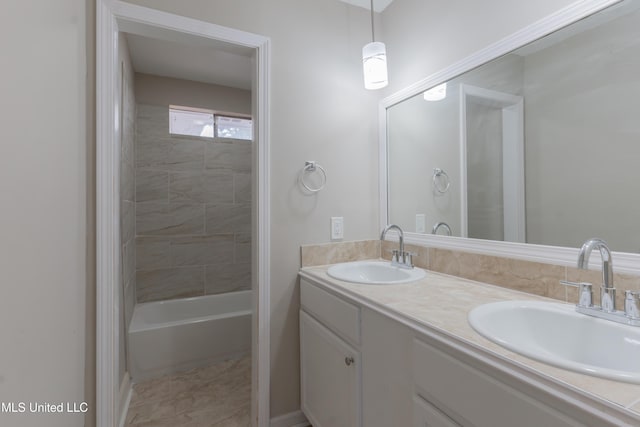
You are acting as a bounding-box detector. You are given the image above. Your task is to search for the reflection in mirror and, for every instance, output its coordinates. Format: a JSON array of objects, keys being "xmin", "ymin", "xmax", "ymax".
[{"xmin": 387, "ymin": 0, "xmax": 640, "ymax": 253}]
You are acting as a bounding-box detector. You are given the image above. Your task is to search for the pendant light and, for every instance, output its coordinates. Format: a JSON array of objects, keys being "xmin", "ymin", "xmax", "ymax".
[
  {"xmin": 423, "ymin": 83, "xmax": 447, "ymax": 101},
  {"xmin": 362, "ymin": 0, "xmax": 388, "ymax": 90}
]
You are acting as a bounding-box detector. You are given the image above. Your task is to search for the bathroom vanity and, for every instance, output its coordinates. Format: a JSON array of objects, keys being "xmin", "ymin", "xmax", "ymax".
[{"xmin": 299, "ymin": 263, "xmax": 640, "ymax": 427}]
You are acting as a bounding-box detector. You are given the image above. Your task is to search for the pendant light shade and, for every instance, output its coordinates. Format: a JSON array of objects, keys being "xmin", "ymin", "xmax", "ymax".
[
  {"xmin": 423, "ymin": 83, "xmax": 447, "ymax": 101},
  {"xmin": 363, "ymin": 41, "xmax": 388, "ymax": 90},
  {"xmin": 363, "ymin": 0, "xmax": 388, "ymax": 90}
]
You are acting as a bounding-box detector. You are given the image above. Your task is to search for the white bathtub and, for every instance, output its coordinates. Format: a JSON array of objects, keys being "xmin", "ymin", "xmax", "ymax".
[{"xmin": 128, "ymin": 290, "xmax": 252, "ymax": 381}]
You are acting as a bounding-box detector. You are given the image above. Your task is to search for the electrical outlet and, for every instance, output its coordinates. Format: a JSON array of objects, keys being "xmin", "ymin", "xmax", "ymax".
[
  {"xmin": 331, "ymin": 217, "xmax": 344, "ymax": 240},
  {"xmin": 416, "ymin": 214, "xmax": 426, "ymax": 233}
]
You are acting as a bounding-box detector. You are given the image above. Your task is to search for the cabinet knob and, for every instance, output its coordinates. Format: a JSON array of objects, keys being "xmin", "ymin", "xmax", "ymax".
[{"xmin": 345, "ymin": 356, "xmax": 355, "ymax": 366}]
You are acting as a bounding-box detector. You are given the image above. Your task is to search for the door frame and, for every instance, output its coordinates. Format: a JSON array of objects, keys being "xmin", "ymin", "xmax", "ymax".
[
  {"xmin": 96, "ymin": 1, "xmax": 271, "ymax": 426},
  {"xmin": 459, "ymin": 84, "xmax": 525, "ymax": 242}
]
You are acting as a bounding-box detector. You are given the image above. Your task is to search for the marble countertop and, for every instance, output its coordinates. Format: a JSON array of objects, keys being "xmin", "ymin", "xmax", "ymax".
[{"xmin": 299, "ymin": 260, "xmax": 640, "ymax": 420}]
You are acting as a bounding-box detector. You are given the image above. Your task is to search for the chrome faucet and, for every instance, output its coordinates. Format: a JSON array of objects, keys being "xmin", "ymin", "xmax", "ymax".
[
  {"xmin": 380, "ymin": 224, "xmax": 413, "ymax": 268},
  {"xmin": 432, "ymin": 222, "xmax": 452, "ymax": 236},
  {"xmin": 577, "ymin": 238, "xmax": 615, "ymax": 312},
  {"xmin": 561, "ymin": 238, "xmax": 640, "ymax": 326}
]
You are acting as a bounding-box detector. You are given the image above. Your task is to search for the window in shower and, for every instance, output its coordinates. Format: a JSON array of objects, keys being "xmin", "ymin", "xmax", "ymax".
[
  {"xmin": 170, "ymin": 106, "xmax": 252, "ymax": 141},
  {"xmin": 169, "ymin": 107, "xmax": 214, "ymax": 138},
  {"xmin": 215, "ymin": 115, "xmax": 252, "ymax": 140}
]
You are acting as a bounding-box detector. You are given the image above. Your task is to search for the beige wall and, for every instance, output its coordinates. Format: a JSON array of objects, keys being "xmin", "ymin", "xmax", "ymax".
[
  {"xmin": 522, "ymin": 9, "xmax": 640, "ymax": 252},
  {"xmin": 0, "ymin": 0, "xmax": 598, "ymax": 425},
  {"xmin": 135, "ymin": 73, "xmax": 251, "ymax": 114},
  {"xmin": 0, "ymin": 0, "xmax": 90, "ymax": 426},
  {"xmin": 123, "ymin": 0, "xmax": 382, "ymax": 417},
  {"xmin": 387, "ymin": 91, "xmax": 461, "ymax": 235},
  {"xmin": 381, "ymin": 0, "xmax": 577, "ymax": 94},
  {"xmin": 122, "ymin": 0, "xmax": 587, "ymax": 419}
]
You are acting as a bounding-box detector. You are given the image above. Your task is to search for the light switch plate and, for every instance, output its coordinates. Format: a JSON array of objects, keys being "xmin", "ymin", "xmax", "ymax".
[
  {"xmin": 331, "ymin": 217, "xmax": 344, "ymax": 240},
  {"xmin": 416, "ymin": 214, "xmax": 426, "ymax": 233}
]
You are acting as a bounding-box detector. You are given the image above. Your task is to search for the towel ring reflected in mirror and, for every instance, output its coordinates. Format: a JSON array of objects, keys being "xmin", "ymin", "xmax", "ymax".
[{"xmin": 432, "ymin": 168, "xmax": 450, "ymax": 194}]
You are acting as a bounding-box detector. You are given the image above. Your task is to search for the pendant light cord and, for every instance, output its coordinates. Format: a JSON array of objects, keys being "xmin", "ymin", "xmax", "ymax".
[{"xmin": 370, "ymin": 0, "xmax": 375, "ymax": 42}]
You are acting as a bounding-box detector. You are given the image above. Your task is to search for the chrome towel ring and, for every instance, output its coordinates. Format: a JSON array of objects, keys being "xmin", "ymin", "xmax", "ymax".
[
  {"xmin": 432, "ymin": 168, "xmax": 450, "ymax": 194},
  {"xmin": 300, "ymin": 161, "xmax": 327, "ymax": 193}
]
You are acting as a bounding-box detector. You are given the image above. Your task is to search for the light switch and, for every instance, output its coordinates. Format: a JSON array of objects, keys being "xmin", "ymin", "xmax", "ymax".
[{"xmin": 416, "ymin": 214, "xmax": 426, "ymax": 233}]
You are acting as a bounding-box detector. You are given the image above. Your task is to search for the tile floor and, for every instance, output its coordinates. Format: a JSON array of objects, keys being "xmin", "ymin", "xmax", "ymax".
[{"xmin": 125, "ymin": 356, "xmax": 251, "ymax": 426}]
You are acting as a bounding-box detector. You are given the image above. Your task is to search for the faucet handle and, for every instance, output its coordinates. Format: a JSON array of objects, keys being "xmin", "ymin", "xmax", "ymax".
[
  {"xmin": 624, "ymin": 291, "xmax": 640, "ymax": 319},
  {"xmin": 560, "ymin": 281, "xmax": 593, "ymax": 307},
  {"xmin": 402, "ymin": 251, "xmax": 417, "ymax": 268}
]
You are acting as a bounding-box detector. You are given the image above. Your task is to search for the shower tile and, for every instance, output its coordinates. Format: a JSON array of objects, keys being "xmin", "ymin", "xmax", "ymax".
[
  {"xmin": 204, "ymin": 170, "xmax": 234, "ymax": 204},
  {"xmin": 120, "ymin": 200, "xmax": 135, "ymax": 244},
  {"xmin": 122, "ymin": 238, "xmax": 136, "ymax": 286},
  {"xmin": 205, "ymin": 139, "xmax": 251, "ymax": 172},
  {"xmin": 205, "ymin": 204, "xmax": 251, "ymax": 234},
  {"xmin": 136, "ymin": 135, "xmax": 170, "ymax": 169},
  {"xmin": 170, "ymin": 234, "xmax": 235, "ymax": 267},
  {"xmin": 169, "ymin": 171, "xmax": 205, "ymax": 203},
  {"xmin": 234, "ymin": 232, "xmax": 252, "ymax": 264},
  {"xmin": 136, "ymin": 104, "xmax": 170, "ymax": 138},
  {"xmin": 136, "ymin": 237, "xmax": 171, "ymax": 270},
  {"xmin": 136, "ymin": 202, "xmax": 205, "ymax": 236},
  {"xmin": 120, "ymin": 160, "xmax": 135, "ymax": 202},
  {"xmin": 136, "ymin": 266, "xmax": 204, "ymax": 303},
  {"xmin": 136, "ymin": 170, "xmax": 168, "ymax": 203},
  {"xmin": 124, "ymin": 276, "xmax": 135, "ymax": 330},
  {"xmin": 205, "ymin": 263, "xmax": 251, "ymax": 295},
  {"xmin": 167, "ymin": 139, "xmax": 205, "ymax": 172},
  {"xmin": 121, "ymin": 129, "xmax": 135, "ymax": 170},
  {"xmin": 233, "ymin": 172, "xmax": 251, "ymax": 204}
]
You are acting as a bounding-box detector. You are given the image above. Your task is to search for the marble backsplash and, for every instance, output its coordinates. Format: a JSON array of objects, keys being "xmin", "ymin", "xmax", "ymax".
[{"xmin": 301, "ymin": 239, "xmax": 640, "ymax": 307}]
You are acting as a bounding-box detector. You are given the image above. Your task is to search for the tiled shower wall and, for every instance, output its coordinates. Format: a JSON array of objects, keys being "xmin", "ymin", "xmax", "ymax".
[
  {"xmin": 134, "ymin": 103, "xmax": 252, "ymax": 303},
  {"xmin": 120, "ymin": 35, "xmax": 137, "ymax": 381}
]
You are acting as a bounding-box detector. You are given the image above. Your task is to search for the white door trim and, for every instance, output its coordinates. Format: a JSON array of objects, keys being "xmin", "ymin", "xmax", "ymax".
[
  {"xmin": 459, "ymin": 84, "xmax": 525, "ymax": 242},
  {"xmin": 96, "ymin": 2, "xmax": 271, "ymax": 426}
]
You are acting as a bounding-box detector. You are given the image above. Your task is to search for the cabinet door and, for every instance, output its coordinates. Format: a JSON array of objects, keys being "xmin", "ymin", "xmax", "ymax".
[
  {"xmin": 300, "ymin": 310, "xmax": 361, "ymax": 427},
  {"xmin": 413, "ymin": 395, "xmax": 461, "ymax": 427}
]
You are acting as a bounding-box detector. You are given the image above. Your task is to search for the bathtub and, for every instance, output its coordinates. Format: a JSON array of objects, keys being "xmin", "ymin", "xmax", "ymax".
[{"xmin": 128, "ymin": 290, "xmax": 252, "ymax": 381}]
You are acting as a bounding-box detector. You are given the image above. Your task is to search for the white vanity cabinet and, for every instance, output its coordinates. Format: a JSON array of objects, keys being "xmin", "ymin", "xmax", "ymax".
[
  {"xmin": 299, "ymin": 273, "xmax": 638, "ymax": 427},
  {"xmin": 412, "ymin": 338, "xmax": 582, "ymax": 427},
  {"xmin": 299, "ymin": 279, "xmax": 361, "ymax": 427},
  {"xmin": 413, "ymin": 394, "xmax": 462, "ymax": 427}
]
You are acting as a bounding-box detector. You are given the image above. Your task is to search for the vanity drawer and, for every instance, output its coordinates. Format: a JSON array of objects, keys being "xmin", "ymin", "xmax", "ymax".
[
  {"xmin": 413, "ymin": 394, "xmax": 461, "ymax": 427},
  {"xmin": 301, "ymin": 279, "xmax": 360, "ymax": 345},
  {"xmin": 412, "ymin": 338, "xmax": 581, "ymax": 427}
]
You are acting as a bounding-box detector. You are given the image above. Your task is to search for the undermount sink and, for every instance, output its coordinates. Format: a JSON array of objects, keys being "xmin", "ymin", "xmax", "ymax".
[
  {"xmin": 468, "ymin": 300, "xmax": 640, "ymax": 383},
  {"xmin": 327, "ymin": 261, "xmax": 426, "ymax": 285}
]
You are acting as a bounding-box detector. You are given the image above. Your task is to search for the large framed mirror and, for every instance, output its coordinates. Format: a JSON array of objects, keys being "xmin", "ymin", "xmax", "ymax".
[{"xmin": 380, "ymin": 0, "xmax": 640, "ymax": 272}]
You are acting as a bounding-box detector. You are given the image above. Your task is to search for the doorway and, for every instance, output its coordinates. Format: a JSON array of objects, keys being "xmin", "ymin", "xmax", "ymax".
[
  {"xmin": 459, "ymin": 84, "xmax": 525, "ymax": 243},
  {"xmin": 96, "ymin": 2, "xmax": 271, "ymax": 426}
]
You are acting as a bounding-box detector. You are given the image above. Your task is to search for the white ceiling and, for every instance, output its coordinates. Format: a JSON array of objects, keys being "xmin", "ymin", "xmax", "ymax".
[
  {"xmin": 126, "ymin": 33, "xmax": 253, "ymax": 90},
  {"xmin": 125, "ymin": 0, "xmax": 396, "ymax": 90}
]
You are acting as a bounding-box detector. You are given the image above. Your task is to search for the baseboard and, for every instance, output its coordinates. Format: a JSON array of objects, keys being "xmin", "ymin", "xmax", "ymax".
[
  {"xmin": 118, "ymin": 372, "xmax": 133, "ymax": 427},
  {"xmin": 270, "ymin": 409, "xmax": 310, "ymax": 427}
]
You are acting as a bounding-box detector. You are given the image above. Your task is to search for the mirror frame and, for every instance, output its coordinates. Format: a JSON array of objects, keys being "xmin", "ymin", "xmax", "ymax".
[{"xmin": 379, "ymin": 0, "xmax": 640, "ymax": 274}]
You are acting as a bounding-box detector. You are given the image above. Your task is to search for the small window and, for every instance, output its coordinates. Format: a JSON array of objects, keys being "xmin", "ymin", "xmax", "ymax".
[
  {"xmin": 169, "ymin": 107, "xmax": 213, "ymax": 137},
  {"xmin": 215, "ymin": 115, "xmax": 253, "ymax": 140},
  {"xmin": 169, "ymin": 107, "xmax": 253, "ymax": 141}
]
